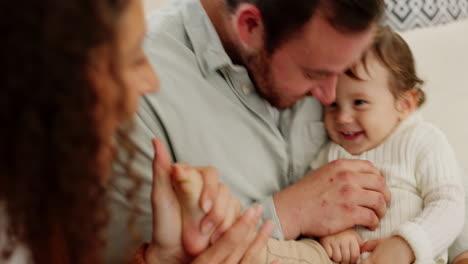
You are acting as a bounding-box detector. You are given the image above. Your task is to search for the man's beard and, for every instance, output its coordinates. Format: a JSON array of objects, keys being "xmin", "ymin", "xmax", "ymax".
[{"xmin": 243, "ymin": 50, "xmax": 295, "ymax": 109}]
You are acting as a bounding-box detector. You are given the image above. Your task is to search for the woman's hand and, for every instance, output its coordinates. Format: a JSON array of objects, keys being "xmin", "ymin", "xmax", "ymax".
[
  {"xmin": 145, "ymin": 138, "xmax": 186, "ymax": 264},
  {"xmin": 192, "ymin": 206, "xmax": 274, "ymax": 264},
  {"xmin": 145, "ymin": 138, "xmax": 274, "ymax": 264}
]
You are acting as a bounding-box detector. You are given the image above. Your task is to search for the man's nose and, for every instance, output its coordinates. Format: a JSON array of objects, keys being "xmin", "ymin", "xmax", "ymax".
[{"xmin": 310, "ymin": 76, "xmax": 337, "ymax": 106}]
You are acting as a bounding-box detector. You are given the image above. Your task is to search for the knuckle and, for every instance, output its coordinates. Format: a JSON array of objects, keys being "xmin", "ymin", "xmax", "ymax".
[
  {"xmin": 364, "ymin": 160, "xmax": 374, "ymax": 168},
  {"xmin": 341, "ymin": 202, "xmax": 355, "ymax": 214},
  {"xmin": 339, "ymin": 184, "xmax": 355, "ymax": 198},
  {"xmin": 330, "ymin": 159, "xmax": 345, "ymax": 168},
  {"xmin": 375, "ymin": 176, "xmax": 385, "ymax": 188},
  {"xmin": 337, "ymin": 171, "xmax": 353, "ymax": 182},
  {"xmin": 376, "ymin": 194, "xmax": 386, "ymax": 208}
]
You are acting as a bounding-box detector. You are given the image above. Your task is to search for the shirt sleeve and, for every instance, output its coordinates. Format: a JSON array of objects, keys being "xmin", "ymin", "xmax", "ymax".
[
  {"xmin": 449, "ymin": 167, "xmax": 468, "ymax": 263},
  {"xmin": 392, "ymin": 129, "xmax": 465, "ymax": 264}
]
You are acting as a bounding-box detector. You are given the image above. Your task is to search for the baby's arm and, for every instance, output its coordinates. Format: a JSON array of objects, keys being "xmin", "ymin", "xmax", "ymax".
[
  {"xmin": 319, "ymin": 229, "xmax": 362, "ymax": 263},
  {"xmin": 390, "ymin": 129, "xmax": 465, "ymax": 263}
]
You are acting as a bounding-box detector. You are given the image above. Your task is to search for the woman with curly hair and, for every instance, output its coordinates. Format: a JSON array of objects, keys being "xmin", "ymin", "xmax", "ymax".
[{"xmin": 0, "ymin": 0, "xmax": 272, "ymax": 263}]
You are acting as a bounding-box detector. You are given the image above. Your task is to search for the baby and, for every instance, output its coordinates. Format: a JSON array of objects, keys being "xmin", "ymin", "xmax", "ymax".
[
  {"xmin": 314, "ymin": 26, "xmax": 465, "ymax": 264},
  {"xmin": 171, "ymin": 26, "xmax": 465, "ymax": 264}
]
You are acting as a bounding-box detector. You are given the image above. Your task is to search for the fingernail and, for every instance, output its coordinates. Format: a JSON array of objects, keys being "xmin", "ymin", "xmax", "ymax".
[
  {"xmin": 201, "ymin": 199, "xmax": 212, "ymax": 213},
  {"xmin": 201, "ymin": 220, "xmax": 214, "ymax": 234}
]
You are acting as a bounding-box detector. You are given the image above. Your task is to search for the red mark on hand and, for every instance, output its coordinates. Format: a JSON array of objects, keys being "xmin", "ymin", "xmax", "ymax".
[{"xmin": 321, "ymin": 200, "xmax": 328, "ymax": 207}]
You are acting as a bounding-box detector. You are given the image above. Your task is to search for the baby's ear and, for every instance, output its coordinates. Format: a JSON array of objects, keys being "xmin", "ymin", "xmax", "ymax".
[{"xmin": 396, "ymin": 89, "xmax": 418, "ymax": 121}]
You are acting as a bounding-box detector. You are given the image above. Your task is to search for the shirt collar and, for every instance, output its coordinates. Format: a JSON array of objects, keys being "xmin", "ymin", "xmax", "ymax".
[{"xmin": 181, "ymin": 0, "xmax": 233, "ymax": 76}]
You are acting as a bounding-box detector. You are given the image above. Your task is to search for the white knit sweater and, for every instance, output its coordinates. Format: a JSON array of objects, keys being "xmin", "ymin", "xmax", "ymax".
[{"xmin": 312, "ymin": 113, "xmax": 465, "ymax": 264}]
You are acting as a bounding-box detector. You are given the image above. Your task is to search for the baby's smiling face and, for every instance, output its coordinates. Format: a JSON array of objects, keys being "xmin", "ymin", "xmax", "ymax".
[{"xmin": 324, "ymin": 51, "xmax": 408, "ymax": 155}]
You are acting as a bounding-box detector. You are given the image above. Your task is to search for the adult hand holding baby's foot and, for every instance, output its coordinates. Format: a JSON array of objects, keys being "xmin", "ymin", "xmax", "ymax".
[
  {"xmin": 172, "ymin": 163, "xmax": 242, "ymax": 256},
  {"xmin": 146, "ymin": 138, "xmax": 275, "ymax": 264}
]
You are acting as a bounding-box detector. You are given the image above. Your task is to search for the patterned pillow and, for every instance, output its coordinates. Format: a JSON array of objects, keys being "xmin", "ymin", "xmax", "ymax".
[{"xmin": 381, "ymin": 0, "xmax": 468, "ymax": 31}]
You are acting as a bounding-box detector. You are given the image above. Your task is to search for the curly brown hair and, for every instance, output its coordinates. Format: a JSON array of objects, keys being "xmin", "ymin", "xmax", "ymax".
[{"xmin": 0, "ymin": 0, "xmax": 134, "ymax": 263}]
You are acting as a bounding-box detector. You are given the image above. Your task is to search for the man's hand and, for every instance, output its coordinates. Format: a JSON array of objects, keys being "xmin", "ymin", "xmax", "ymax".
[
  {"xmin": 319, "ymin": 229, "xmax": 363, "ymax": 264},
  {"xmin": 274, "ymin": 159, "xmax": 391, "ymax": 239},
  {"xmin": 360, "ymin": 236, "xmax": 415, "ymax": 264}
]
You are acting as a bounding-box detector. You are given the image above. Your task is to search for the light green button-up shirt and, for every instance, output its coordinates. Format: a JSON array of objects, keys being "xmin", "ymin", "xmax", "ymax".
[{"xmin": 107, "ymin": 0, "xmax": 327, "ymax": 260}]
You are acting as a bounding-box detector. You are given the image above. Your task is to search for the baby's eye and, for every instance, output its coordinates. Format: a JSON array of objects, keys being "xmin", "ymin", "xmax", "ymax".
[{"xmin": 354, "ymin": 99, "xmax": 367, "ymax": 106}]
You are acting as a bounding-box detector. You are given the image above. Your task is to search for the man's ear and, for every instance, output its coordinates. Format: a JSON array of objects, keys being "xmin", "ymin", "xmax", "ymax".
[
  {"xmin": 233, "ymin": 4, "xmax": 264, "ymax": 50},
  {"xmin": 396, "ymin": 89, "xmax": 418, "ymax": 121}
]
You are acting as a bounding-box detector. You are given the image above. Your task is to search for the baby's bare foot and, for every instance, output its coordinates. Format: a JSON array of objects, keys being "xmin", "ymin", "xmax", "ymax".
[{"xmin": 172, "ymin": 164, "xmax": 211, "ymax": 256}]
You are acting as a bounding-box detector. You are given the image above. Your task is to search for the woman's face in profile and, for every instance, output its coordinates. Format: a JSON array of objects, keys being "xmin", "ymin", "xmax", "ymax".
[
  {"xmin": 117, "ymin": 0, "xmax": 159, "ymax": 117},
  {"xmin": 92, "ymin": 0, "xmax": 159, "ymax": 170}
]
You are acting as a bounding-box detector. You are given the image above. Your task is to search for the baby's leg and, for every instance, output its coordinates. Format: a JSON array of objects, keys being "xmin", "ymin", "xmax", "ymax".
[{"xmin": 172, "ymin": 164, "xmax": 211, "ymax": 256}]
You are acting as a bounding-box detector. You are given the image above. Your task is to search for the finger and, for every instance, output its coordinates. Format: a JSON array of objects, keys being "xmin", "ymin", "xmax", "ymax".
[
  {"xmin": 355, "ymin": 189, "xmax": 387, "ymax": 220},
  {"xmin": 151, "ymin": 139, "xmax": 173, "ymax": 196},
  {"xmin": 331, "ymin": 241, "xmax": 342, "ymax": 262},
  {"xmin": 340, "ymin": 241, "xmax": 351, "ymax": 264},
  {"xmin": 212, "ymin": 197, "xmax": 242, "ymax": 243},
  {"xmin": 351, "ymin": 206, "xmax": 380, "ymax": 231},
  {"xmin": 150, "ymin": 138, "xmax": 182, "ymax": 249},
  {"xmin": 350, "ymin": 239, "xmax": 361, "ymax": 263},
  {"xmin": 358, "ymin": 170, "xmax": 391, "ymax": 205},
  {"xmin": 192, "ymin": 206, "xmax": 262, "ymax": 264},
  {"xmin": 224, "ymin": 207, "xmax": 264, "ymax": 264},
  {"xmin": 152, "ymin": 138, "xmax": 171, "ymax": 172},
  {"xmin": 361, "ymin": 239, "xmax": 379, "ymax": 253},
  {"xmin": 201, "ymin": 183, "xmax": 230, "ymax": 236},
  {"xmin": 335, "ymin": 159, "xmax": 391, "ymax": 205},
  {"xmin": 320, "ymin": 239, "xmax": 333, "ymax": 258},
  {"xmin": 240, "ymin": 220, "xmax": 275, "ymax": 264}
]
